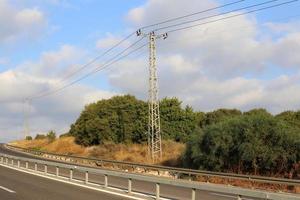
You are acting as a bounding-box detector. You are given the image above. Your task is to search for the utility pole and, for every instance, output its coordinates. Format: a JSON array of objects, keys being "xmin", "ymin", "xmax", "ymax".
[
  {"xmin": 137, "ymin": 30, "xmax": 168, "ymax": 162},
  {"xmin": 23, "ymin": 98, "xmax": 30, "ymax": 139}
]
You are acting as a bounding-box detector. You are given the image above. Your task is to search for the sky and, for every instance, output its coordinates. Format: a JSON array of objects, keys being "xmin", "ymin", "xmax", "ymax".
[{"xmin": 1, "ymin": 0, "xmax": 300, "ymax": 142}]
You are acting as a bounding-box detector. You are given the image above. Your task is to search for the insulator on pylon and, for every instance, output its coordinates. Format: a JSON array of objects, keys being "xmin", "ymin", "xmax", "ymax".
[
  {"xmin": 163, "ymin": 33, "xmax": 168, "ymax": 40},
  {"xmin": 136, "ymin": 29, "xmax": 141, "ymax": 36}
]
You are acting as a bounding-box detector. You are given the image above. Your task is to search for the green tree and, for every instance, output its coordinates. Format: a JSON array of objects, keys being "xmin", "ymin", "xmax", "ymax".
[
  {"xmin": 199, "ymin": 109, "xmax": 242, "ymax": 128},
  {"xmin": 183, "ymin": 113, "xmax": 300, "ymax": 176},
  {"xmin": 25, "ymin": 136, "xmax": 32, "ymax": 140},
  {"xmin": 35, "ymin": 134, "xmax": 46, "ymax": 140},
  {"xmin": 47, "ymin": 130, "xmax": 56, "ymax": 142}
]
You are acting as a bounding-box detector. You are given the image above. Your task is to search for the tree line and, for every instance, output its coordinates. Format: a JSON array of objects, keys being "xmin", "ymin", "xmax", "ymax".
[{"xmin": 69, "ymin": 95, "xmax": 300, "ymax": 176}]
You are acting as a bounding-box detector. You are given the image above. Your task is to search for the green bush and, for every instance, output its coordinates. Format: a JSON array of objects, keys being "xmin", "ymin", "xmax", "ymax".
[
  {"xmin": 69, "ymin": 95, "xmax": 199, "ymax": 146},
  {"xmin": 183, "ymin": 112, "xmax": 300, "ymax": 176},
  {"xmin": 47, "ymin": 130, "xmax": 56, "ymax": 142},
  {"xmin": 25, "ymin": 136, "xmax": 32, "ymax": 140},
  {"xmin": 35, "ymin": 134, "xmax": 46, "ymax": 140}
]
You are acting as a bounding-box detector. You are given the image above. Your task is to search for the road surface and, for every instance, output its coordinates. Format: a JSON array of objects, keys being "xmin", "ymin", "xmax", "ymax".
[
  {"xmin": 0, "ymin": 144, "xmax": 261, "ymax": 200},
  {"xmin": 0, "ymin": 164, "xmax": 130, "ymax": 200}
]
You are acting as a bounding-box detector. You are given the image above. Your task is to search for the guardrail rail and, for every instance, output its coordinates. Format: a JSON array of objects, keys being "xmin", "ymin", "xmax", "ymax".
[
  {"xmin": 1, "ymin": 153, "xmax": 300, "ymax": 200},
  {"xmin": 6, "ymin": 144, "xmax": 300, "ymax": 189}
]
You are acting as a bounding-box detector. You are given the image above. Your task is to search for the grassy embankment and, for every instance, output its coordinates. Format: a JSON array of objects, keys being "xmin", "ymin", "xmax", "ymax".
[
  {"xmin": 10, "ymin": 136, "xmax": 185, "ymax": 166},
  {"xmin": 10, "ymin": 137, "xmax": 300, "ymax": 193}
]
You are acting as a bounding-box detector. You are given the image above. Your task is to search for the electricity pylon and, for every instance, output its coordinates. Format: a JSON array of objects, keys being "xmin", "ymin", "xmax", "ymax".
[
  {"xmin": 23, "ymin": 98, "xmax": 30, "ymax": 139},
  {"xmin": 137, "ymin": 30, "xmax": 168, "ymax": 162}
]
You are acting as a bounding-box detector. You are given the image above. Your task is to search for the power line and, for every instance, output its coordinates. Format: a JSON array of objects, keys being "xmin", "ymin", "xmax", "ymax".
[
  {"xmin": 59, "ymin": 32, "xmax": 136, "ymax": 82},
  {"xmin": 28, "ymin": 1, "xmax": 248, "ymax": 101},
  {"xmin": 24, "ymin": 1, "xmax": 265, "ymax": 101},
  {"xmin": 28, "ymin": 32, "xmax": 137, "ymax": 100},
  {"xmin": 140, "ymin": 0, "xmax": 246, "ymax": 30},
  {"xmin": 165, "ymin": 0, "xmax": 299, "ymax": 34},
  {"xmin": 156, "ymin": 13, "xmax": 300, "ymax": 51},
  {"xmin": 24, "ymin": 0, "xmax": 298, "ymax": 101},
  {"xmin": 154, "ymin": 0, "xmax": 282, "ymax": 32},
  {"xmin": 26, "ymin": 0, "xmax": 245, "ymax": 99},
  {"xmin": 30, "ymin": 40, "xmax": 148, "ymax": 100},
  {"xmin": 29, "ymin": 37, "xmax": 146, "ymax": 100}
]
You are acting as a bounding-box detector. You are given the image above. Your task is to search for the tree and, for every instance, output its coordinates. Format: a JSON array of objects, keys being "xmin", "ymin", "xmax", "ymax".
[
  {"xmin": 35, "ymin": 134, "xmax": 46, "ymax": 140},
  {"xmin": 25, "ymin": 136, "xmax": 32, "ymax": 140},
  {"xmin": 47, "ymin": 130, "xmax": 56, "ymax": 142},
  {"xmin": 199, "ymin": 109, "xmax": 242, "ymax": 128},
  {"xmin": 183, "ymin": 113, "xmax": 300, "ymax": 176},
  {"xmin": 69, "ymin": 95, "xmax": 201, "ymax": 146}
]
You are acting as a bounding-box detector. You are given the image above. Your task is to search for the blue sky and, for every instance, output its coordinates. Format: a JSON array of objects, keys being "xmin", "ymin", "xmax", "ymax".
[
  {"xmin": 1, "ymin": 0, "xmax": 300, "ymax": 141},
  {"xmin": 3, "ymin": 0, "xmax": 300, "ymax": 67}
]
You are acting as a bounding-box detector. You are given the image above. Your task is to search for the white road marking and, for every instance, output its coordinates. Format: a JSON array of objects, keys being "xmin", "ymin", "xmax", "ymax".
[
  {"xmin": 210, "ymin": 192, "xmax": 254, "ymax": 200},
  {"xmin": 0, "ymin": 163, "xmax": 157, "ymax": 200},
  {"xmin": 0, "ymin": 185, "xmax": 16, "ymax": 193}
]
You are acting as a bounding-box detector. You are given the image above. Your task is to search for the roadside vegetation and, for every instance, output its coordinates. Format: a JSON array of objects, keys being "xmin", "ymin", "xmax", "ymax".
[{"xmin": 12, "ymin": 95, "xmax": 300, "ymax": 178}]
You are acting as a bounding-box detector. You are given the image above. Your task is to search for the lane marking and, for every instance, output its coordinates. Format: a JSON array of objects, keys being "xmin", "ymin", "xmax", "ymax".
[
  {"xmin": 210, "ymin": 192, "xmax": 254, "ymax": 200},
  {"xmin": 0, "ymin": 164, "xmax": 153, "ymax": 200},
  {"xmin": 0, "ymin": 185, "xmax": 16, "ymax": 193}
]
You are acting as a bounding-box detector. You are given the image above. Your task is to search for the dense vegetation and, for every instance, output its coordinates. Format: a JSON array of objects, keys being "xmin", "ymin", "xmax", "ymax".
[
  {"xmin": 69, "ymin": 95, "xmax": 300, "ymax": 176},
  {"xmin": 183, "ymin": 110, "xmax": 300, "ymax": 176},
  {"xmin": 69, "ymin": 95, "xmax": 199, "ymax": 146}
]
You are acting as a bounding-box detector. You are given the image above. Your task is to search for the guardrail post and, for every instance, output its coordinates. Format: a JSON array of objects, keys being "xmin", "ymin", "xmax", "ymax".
[
  {"xmin": 156, "ymin": 183, "xmax": 160, "ymax": 200},
  {"xmin": 35, "ymin": 163, "xmax": 37, "ymax": 171},
  {"xmin": 70, "ymin": 169, "xmax": 73, "ymax": 181},
  {"xmin": 128, "ymin": 178, "xmax": 132, "ymax": 194},
  {"xmin": 25, "ymin": 161, "xmax": 28, "ymax": 169},
  {"xmin": 44, "ymin": 165, "xmax": 48, "ymax": 174},
  {"xmin": 11, "ymin": 159, "xmax": 14, "ymax": 166},
  {"xmin": 6, "ymin": 157, "xmax": 8, "ymax": 164},
  {"xmin": 56, "ymin": 167, "xmax": 59, "ymax": 177},
  {"xmin": 85, "ymin": 171, "xmax": 89, "ymax": 184},
  {"xmin": 104, "ymin": 174, "xmax": 108, "ymax": 188},
  {"xmin": 191, "ymin": 188, "xmax": 196, "ymax": 200},
  {"xmin": 17, "ymin": 160, "xmax": 20, "ymax": 168},
  {"xmin": 0, "ymin": 156, "xmax": 3, "ymax": 163}
]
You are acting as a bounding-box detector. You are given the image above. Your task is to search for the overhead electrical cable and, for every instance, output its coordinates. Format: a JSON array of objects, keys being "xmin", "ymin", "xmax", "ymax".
[
  {"xmin": 30, "ymin": 39, "xmax": 148, "ymax": 100},
  {"xmin": 59, "ymin": 32, "xmax": 136, "ymax": 83},
  {"xmin": 29, "ymin": 36, "xmax": 146, "ymax": 100},
  {"xmin": 25, "ymin": 0, "xmax": 299, "ymax": 100},
  {"xmin": 154, "ymin": 0, "xmax": 282, "ymax": 32},
  {"xmin": 140, "ymin": 0, "xmax": 246, "ymax": 30},
  {"xmin": 164, "ymin": 0, "xmax": 299, "ymax": 34}
]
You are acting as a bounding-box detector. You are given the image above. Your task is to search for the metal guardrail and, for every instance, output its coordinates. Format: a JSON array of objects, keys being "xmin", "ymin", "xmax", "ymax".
[
  {"xmin": 1, "ymin": 153, "xmax": 300, "ymax": 200},
  {"xmin": 6, "ymin": 144, "xmax": 300, "ymax": 187}
]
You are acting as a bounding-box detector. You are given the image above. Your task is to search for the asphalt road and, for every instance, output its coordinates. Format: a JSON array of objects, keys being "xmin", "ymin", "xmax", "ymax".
[
  {"xmin": 0, "ymin": 144, "xmax": 261, "ymax": 200},
  {"xmin": 0, "ymin": 165, "xmax": 130, "ymax": 200}
]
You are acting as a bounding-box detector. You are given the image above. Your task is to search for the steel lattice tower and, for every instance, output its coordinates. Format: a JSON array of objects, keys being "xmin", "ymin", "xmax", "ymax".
[
  {"xmin": 148, "ymin": 32, "xmax": 162, "ymax": 162},
  {"xmin": 23, "ymin": 98, "xmax": 30, "ymax": 139},
  {"xmin": 136, "ymin": 30, "xmax": 167, "ymax": 162}
]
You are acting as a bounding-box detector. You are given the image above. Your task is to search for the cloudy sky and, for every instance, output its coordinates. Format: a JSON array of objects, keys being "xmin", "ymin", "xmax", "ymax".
[{"xmin": 1, "ymin": 0, "xmax": 300, "ymax": 142}]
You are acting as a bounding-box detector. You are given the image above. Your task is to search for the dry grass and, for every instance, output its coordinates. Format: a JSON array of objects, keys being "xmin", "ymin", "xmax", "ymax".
[
  {"xmin": 89, "ymin": 140, "xmax": 185, "ymax": 165},
  {"xmin": 10, "ymin": 138, "xmax": 50, "ymax": 149},
  {"xmin": 11, "ymin": 137, "xmax": 185, "ymax": 165}
]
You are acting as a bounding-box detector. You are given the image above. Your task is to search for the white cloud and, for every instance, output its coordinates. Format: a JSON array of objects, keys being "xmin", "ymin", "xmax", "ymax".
[
  {"xmin": 0, "ymin": 0, "xmax": 46, "ymax": 44},
  {"xmin": 0, "ymin": 44, "xmax": 117, "ymax": 142},
  {"xmin": 127, "ymin": 0, "xmax": 217, "ymax": 27},
  {"xmin": 103, "ymin": 0, "xmax": 300, "ymax": 115},
  {"xmin": 96, "ymin": 34, "xmax": 125, "ymax": 49},
  {"xmin": 18, "ymin": 45, "xmax": 89, "ymax": 80}
]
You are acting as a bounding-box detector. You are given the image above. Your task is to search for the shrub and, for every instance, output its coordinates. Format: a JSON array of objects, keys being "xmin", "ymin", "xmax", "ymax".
[
  {"xmin": 35, "ymin": 134, "xmax": 46, "ymax": 140},
  {"xmin": 25, "ymin": 136, "xmax": 32, "ymax": 140},
  {"xmin": 47, "ymin": 130, "xmax": 56, "ymax": 142}
]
